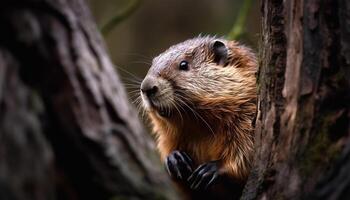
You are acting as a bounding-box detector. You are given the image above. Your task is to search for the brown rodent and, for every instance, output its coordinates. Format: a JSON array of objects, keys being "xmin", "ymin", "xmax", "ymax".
[{"xmin": 140, "ymin": 36, "xmax": 257, "ymax": 200}]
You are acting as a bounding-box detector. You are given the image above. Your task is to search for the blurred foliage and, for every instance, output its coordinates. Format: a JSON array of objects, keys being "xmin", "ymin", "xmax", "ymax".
[
  {"xmin": 227, "ymin": 0, "xmax": 254, "ymax": 40},
  {"xmin": 88, "ymin": 0, "xmax": 260, "ymax": 90},
  {"xmin": 100, "ymin": 0, "xmax": 142, "ymax": 36}
]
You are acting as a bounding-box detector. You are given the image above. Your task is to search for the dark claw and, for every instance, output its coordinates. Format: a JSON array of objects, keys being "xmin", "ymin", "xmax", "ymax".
[
  {"xmin": 165, "ymin": 151, "xmax": 193, "ymax": 180},
  {"xmin": 187, "ymin": 161, "xmax": 220, "ymax": 190}
]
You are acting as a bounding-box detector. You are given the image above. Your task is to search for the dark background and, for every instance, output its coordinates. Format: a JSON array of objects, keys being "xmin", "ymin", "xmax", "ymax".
[{"xmin": 88, "ymin": 0, "xmax": 260, "ymax": 84}]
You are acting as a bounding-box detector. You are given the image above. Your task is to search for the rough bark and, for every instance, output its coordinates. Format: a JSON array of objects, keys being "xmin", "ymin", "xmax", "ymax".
[
  {"xmin": 241, "ymin": 0, "xmax": 349, "ymax": 200},
  {"xmin": 0, "ymin": 0, "xmax": 178, "ymax": 200}
]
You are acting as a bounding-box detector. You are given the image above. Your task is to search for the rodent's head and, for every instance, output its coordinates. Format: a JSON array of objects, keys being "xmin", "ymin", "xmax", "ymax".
[{"xmin": 140, "ymin": 36, "xmax": 257, "ymax": 125}]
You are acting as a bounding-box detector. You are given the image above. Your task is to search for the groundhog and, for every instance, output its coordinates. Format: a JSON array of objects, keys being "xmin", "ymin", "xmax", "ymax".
[{"xmin": 140, "ymin": 36, "xmax": 257, "ymax": 200}]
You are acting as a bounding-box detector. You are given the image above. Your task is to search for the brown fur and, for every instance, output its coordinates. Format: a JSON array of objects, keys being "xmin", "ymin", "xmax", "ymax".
[{"xmin": 142, "ymin": 36, "xmax": 257, "ymax": 194}]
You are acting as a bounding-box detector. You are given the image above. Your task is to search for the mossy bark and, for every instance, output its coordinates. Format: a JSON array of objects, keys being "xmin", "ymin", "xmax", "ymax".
[
  {"xmin": 241, "ymin": 0, "xmax": 349, "ymax": 199},
  {"xmin": 0, "ymin": 0, "xmax": 178, "ymax": 199}
]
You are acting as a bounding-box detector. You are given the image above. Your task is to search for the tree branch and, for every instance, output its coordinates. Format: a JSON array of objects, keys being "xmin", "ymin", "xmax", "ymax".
[
  {"xmin": 227, "ymin": 0, "xmax": 253, "ymax": 40},
  {"xmin": 100, "ymin": 0, "xmax": 142, "ymax": 36}
]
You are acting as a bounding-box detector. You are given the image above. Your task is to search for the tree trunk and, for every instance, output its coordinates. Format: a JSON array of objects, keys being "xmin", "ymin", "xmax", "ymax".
[
  {"xmin": 242, "ymin": 0, "xmax": 349, "ymax": 199},
  {"xmin": 0, "ymin": 0, "xmax": 178, "ymax": 200},
  {"xmin": 1, "ymin": 0, "xmax": 349, "ymax": 200}
]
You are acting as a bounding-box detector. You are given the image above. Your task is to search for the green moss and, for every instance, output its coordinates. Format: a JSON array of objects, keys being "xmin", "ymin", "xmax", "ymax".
[
  {"xmin": 299, "ymin": 115, "xmax": 342, "ymax": 176},
  {"xmin": 333, "ymin": 69, "xmax": 345, "ymax": 82}
]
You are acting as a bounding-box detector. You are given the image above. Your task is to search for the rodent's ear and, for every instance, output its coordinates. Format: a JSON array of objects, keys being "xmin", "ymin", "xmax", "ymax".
[{"xmin": 212, "ymin": 40, "xmax": 228, "ymax": 66}]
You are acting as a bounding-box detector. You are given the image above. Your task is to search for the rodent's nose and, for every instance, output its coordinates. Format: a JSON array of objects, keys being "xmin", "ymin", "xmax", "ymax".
[{"xmin": 141, "ymin": 78, "xmax": 159, "ymax": 97}]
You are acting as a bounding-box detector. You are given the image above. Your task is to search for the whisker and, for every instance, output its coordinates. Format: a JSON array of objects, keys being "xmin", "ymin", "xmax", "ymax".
[
  {"xmin": 175, "ymin": 97, "xmax": 199, "ymax": 122},
  {"xmin": 124, "ymin": 86, "xmax": 141, "ymax": 90},
  {"xmin": 128, "ymin": 89, "xmax": 141, "ymax": 95},
  {"xmin": 116, "ymin": 66, "xmax": 143, "ymax": 81},
  {"xmin": 119, "ymin": 52, "xmax": 152, "ymax": 60},
  {"xmin": 132, "ymin": 96, "xmax": 142, "ymax": 107},
  {"xmin": 172, "ymin": 98, "xmax": 184, "ymax": 125},
  {"xmin": 175, "ymin": 93, "xmax": 215, "ymax": 137},
  {"xmin": 122, "ymin": 76, "xmax": 142, "ymax": 84},
  {"xmin": 128, "ymin": 61, "xmax": 152, "ymax": 65},
  {"xmin": 123, "ymin": 83, "xmax": 141, "ymax": 87}
]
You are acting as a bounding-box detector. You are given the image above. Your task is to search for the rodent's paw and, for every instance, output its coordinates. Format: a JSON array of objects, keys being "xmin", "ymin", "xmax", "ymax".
[
  {"xmin": 187, "ymin": 161, "xmax": 220, "ymax": 190},
  {"xmin": 165, "ymin": 151, "xmax": 193, "ymax": 180}
]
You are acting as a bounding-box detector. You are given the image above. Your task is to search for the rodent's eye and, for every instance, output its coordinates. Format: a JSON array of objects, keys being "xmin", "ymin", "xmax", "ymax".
[{"xmin": 179, "ymin": 61, "xmax": 189, "ymax": 71}]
